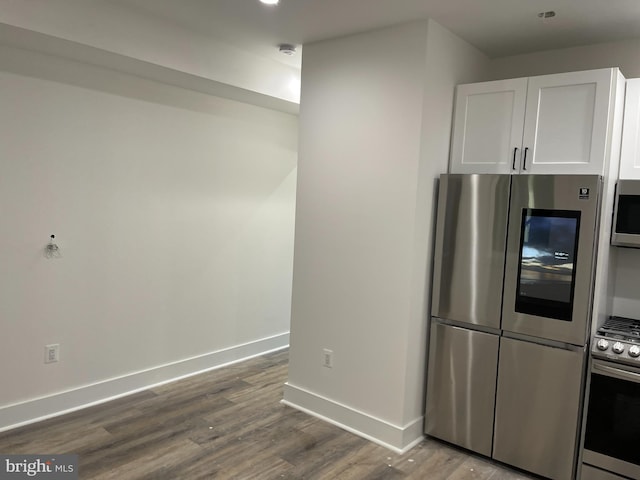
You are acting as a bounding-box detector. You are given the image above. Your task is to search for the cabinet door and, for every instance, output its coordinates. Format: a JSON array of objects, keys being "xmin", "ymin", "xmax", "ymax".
[
  {"xmin": 450, "ymin": 78, "xmax": 527, "ymax": 174},
  {"xmin": 493, "ymin": 338, "xmax": 585, "ymax": 480},
  {"xmin": 522, "ymin": 69, "xmax": 613, "ymax": 175},
  {"xmin": 619, "ymin": 79, "xmax": 640, "ymax": 179}
]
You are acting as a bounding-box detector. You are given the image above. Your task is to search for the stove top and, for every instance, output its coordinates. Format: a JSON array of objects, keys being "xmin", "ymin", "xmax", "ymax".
[
  {"xmin": 597, "ymin": 316, "xmax": 640, "ymax": 339},
  {"xmin": 592, "ymin": 316, "xmax": 640, "ymax": 366}
]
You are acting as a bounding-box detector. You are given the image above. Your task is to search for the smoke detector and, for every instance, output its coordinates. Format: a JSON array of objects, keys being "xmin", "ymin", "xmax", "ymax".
[{"xmin": 278, "ymin": 44, "xmax": 297, "ymax": 56}]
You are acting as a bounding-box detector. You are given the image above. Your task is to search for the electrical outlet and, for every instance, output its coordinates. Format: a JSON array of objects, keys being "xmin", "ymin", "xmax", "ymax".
[
  {"xmin": 322, "ymin": 348, "xmax": 333, "ymax": 368},
  {"xmin": 45, "ymin": 344, "xmax": 60, "ymax": 364}
]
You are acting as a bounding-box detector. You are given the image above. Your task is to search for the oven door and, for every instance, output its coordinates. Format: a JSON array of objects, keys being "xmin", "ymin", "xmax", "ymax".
[{"xmin": 583, "ymin": 360, "xmax": 640, "ymax": 480}]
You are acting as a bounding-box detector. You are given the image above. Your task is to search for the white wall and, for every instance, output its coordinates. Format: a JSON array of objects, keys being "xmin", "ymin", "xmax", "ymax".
[
  {"xmin": 0, "ymin": 44, "xmax": 297, "ymax": 429},
  {"xmin": 0, "ymin": 0, "xmax": 300, "ymax": 103},
  {"xmin": 612, "ymin": 248, "xmax": 640, "ymax": 317},
  {"xmin": 284, "ymin": 20, "xmax": 488, "ymax": 452},
  {"xmin": 287, "ymin": 21, "xmax": 427, "ymax": 433},
  {"xmin": 489, "ymin": 37, "xmax": 640, "ymax": 80}
]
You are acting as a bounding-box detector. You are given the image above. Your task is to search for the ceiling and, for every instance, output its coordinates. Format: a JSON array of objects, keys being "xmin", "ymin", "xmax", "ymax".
[{"xmin": 108, "ymin": 0, "xmax": 640, "ymax": 69}]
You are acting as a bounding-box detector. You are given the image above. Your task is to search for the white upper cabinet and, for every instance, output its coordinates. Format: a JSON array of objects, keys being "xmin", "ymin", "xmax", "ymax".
[
  {"xmin": 450, "ymin": 68, "xmax": 621, "ymax": 175},
  {"xmin": 523, "ymin": 69, "xmax": 614, "ymax": 175},
  {"xmin": 450, "ymin": 78, "xmax": 527, "ymax": 174},
  {"xmin": 619, "ymin": 78, "xmax": 640, "ymax": 179}
]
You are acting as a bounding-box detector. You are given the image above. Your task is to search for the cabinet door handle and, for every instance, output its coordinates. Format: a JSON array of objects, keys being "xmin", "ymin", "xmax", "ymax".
[
  {"xmin": 512, "ymin": 147, "xmax": 519, "ymax": 171},
  {"xmin": 522, "ymin": 147, "xmax": 529, "ymax": 171}
]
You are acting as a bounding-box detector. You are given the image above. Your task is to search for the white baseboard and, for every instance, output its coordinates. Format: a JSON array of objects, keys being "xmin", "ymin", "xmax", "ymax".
[
  {"xmin": 0, "ymin": 332, "xmax": 289, "ymax": 432},
  {"xmin": 282, "ymin": 382, "xmax": 424, "ymax": 454}
]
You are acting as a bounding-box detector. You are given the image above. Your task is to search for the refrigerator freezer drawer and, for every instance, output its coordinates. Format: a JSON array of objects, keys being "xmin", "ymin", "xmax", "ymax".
[
  {"xmin": 493, "ymin": 337, "xmax": 585, "ymax": 480},
  {"xmin": 425, "ymin": 321, "xmax": 499, "ymax": 457}
]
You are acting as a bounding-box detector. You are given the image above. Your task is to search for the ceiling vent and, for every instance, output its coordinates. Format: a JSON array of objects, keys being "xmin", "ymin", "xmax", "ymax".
[{"xmin": 538, "ymin": 11, "xmax": 556, "ymax": 19}]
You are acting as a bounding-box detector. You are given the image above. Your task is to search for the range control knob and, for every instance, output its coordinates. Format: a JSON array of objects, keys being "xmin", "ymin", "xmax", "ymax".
[
  {"xmin": 612, "ymin": 342, "xmax": 625, "ymax": 354},
  {"xmin": 629, "ymin": 345, "xmax": 640, "ymax": 358},
  {"xmin": 596, "ymin": 339, "xmax": 610, "ymax": 351}
]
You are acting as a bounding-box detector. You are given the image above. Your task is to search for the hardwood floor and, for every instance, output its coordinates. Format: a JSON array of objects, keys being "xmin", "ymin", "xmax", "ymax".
[{"xmin": 0, "ymin": 350, "xmax": 536, "ymax": 479}]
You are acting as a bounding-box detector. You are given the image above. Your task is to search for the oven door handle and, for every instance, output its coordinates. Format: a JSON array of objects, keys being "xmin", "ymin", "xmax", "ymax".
[{"xmin": 593, "ymin": 361, "xmax": 640, "ymax": 383}]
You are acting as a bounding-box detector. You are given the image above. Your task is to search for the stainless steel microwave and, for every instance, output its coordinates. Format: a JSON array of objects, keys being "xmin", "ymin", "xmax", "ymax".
[{"xmin": 612, "ymin": 180, "xmax": 640, "ymax": 247}]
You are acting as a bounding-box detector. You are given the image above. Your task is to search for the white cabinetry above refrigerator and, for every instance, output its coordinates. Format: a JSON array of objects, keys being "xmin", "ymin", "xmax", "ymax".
[
  {"xmin": 450, "ymin": 68, "xmax": 624, "ymax": 176},
  {"xmin": 619, "ymin": 78, "xmax": 640, "ymax": 180}
]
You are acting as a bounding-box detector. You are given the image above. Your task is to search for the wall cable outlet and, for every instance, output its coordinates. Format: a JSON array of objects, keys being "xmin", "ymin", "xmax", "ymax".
[
  {"xmin": 45, "ymin": 344, "xmax": 60, "ymax": 363},
  {"xmin": 323, "ymin": 348, "xmax": 333, "ymax": 368}
]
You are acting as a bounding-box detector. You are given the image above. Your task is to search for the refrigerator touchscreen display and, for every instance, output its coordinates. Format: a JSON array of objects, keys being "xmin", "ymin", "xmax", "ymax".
[{"xmin": 515, "ymin": 209, "xmax": 581, "ymax": 321}]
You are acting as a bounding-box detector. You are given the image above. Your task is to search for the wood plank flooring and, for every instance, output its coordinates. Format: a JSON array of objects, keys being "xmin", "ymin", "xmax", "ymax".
[{"xmin": 0, "ymin": 350, "xmax": 536, "ymax": 479}]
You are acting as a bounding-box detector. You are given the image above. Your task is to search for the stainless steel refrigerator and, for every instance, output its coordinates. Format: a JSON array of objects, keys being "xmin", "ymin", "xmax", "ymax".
[{"xmin": 425, "ymin": 174, "xmax": 602, "ymax": 480}]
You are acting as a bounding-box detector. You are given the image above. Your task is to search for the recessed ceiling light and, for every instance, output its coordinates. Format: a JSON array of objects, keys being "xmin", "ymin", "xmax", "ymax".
[{"xmin": 260, "ymin": 0, "xmax": 279, "ymax": 5}]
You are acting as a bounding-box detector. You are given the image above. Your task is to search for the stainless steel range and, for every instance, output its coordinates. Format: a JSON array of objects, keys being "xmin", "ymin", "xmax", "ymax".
[
  {"xmin": 582, "ymin": 316, "xmax": 640, "ymax": 480},
  {"xmin": 591, "ymin": 316, "xmax": 640, "ymax": 364}
]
